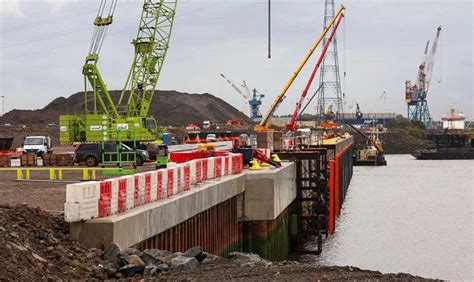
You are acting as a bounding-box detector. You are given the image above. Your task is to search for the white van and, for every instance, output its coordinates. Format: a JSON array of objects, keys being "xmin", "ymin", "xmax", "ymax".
[{"xmin": 22, "ymin": 136, "xmax": 52, "ymax": 157}]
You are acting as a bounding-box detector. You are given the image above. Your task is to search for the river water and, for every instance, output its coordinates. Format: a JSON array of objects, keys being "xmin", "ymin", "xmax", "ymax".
[{"xmin": 309, "ymin": 154, "xmax": 474, "ymax": 280}]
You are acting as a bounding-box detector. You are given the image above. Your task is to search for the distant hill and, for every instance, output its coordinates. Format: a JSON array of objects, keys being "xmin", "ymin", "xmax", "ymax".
[{"xmin": 0, "ymin": 90, "xmax": 253, "ymax": 126}]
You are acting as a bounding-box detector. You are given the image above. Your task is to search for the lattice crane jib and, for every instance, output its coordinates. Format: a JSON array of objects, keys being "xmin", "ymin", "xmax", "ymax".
[{"xmin": 119, "ymin": 0, "xmax": 178, "ymax": 118}]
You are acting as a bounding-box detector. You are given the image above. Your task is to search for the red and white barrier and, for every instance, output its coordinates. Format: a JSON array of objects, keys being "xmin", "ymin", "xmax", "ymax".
[
  {"xmin": 189, "ymin": 160, "xmax": 197, "ymax": 185},
  {"xmin": 64, "ymin": 182, "xmax": 100, "ymax": 222},
  {"xmin": 65, "ymin": 152, "xmax": 244, "ymax": 222},
  {"xmin": 207, "ymin": 158, "xmax": 215, "ymax": 180}
]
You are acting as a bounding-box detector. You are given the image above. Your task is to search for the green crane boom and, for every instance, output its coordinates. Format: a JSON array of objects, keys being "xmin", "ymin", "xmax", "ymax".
[
  {"xmin": 119, "ymin": 0, "xmax": 177, "ymax": 118},
  {"xmin": 60, "ymin": 0, "xmax": 177, "ymax": 144},
  {"xmin": 83, "ymin": 0, "xmax": 119, "ymax": 118}
]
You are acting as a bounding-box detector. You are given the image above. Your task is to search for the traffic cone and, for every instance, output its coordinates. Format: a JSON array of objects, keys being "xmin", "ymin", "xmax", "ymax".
[
  {"xmin": 249, "ymin": 159, "xmax": 262, "ymax": 170},
  {"xmin": 260, "ymin": 161, "xmax": 270, "ymax": 167},
  {"xmin": 272, "ymin": 154, "xmax": 282, "ymax": 164}
]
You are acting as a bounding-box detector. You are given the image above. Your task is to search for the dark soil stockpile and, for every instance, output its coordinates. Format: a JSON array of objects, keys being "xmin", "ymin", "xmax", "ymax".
[
  {"xmin": 0, "ymin": 90, "xmax": 253, "ymax": 127},
  {"xmin": 0, "ymin": 205, "xmax": 108, "ymax": 280}
]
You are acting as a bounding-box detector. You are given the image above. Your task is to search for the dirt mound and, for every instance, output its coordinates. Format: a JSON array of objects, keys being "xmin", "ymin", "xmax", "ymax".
[
  {"xmin": 0, "ymin": 205, "xmax": 107, "ymax": 280},
  {"xmin": 0, "ymin": 90, "xmax": 253, "ymax": 127}
]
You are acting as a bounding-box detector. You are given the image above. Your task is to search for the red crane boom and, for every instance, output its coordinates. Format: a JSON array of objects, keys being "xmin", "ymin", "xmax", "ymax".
[{"xmin": 286, "ymin": 13, "xmax": 344, "ymax": 131}]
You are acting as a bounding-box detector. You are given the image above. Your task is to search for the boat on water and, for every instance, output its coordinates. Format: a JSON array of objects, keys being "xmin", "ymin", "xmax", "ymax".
[{"xmin": 412, "ymin": 105, "xmax": 474, "ymax": 160}]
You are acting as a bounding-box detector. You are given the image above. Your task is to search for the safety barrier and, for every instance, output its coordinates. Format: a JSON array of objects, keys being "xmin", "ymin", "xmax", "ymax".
[{"xmin": 64, "ymin": 152, "xmax": 244, "ymax": 222}]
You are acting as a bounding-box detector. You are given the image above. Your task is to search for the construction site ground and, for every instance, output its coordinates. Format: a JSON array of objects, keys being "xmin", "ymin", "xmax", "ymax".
[{"xmin": 0, "ymin": 162, "xmax": 158, "ymax": 212}]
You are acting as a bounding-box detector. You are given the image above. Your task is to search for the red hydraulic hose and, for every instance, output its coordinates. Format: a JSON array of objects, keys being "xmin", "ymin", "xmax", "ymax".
[{"xmin": 286, "ymin": 13, "xmax": 345, "ymax": 131}]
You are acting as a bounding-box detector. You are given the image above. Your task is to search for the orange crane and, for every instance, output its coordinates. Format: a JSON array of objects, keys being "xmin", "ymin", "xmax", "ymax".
[
  {"xmin": 286, "ymin": 12, "xmax": 344, "ymax": 131},
  {"xmin": 255, "ymin": 5, "xmax": 345, "ymax": 132}
]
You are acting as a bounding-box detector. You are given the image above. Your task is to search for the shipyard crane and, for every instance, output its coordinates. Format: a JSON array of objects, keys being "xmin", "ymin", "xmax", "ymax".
[
  {"xmin": 405, "ymin": 26, "xmax": 442, "ymax": 126},
  {"xmin": 286, "ymin": 12, "xmax": 344, "ymax": 131},
  {"xmin": 60, "ymin": 0, "xmax": 177, "ymax": 143},
  {"xmin": 249, "ymin": 88, "xmax": 265, "ymax": 121},
  {"xmin": 255, "ymin": 5, "xmax": 345, "ymax": 132},
  {"xmin": 220, "ymin": 74, "xmax": 250, "ymax": 100},
  {"xmin": 221, "ymin": 74, "xmax": 265, "ymax": 121}
]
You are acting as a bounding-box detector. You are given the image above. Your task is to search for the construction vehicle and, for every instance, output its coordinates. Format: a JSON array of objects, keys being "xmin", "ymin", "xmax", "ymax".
[
  {"xmin": 285, "ymin": 12, "xmax": 344, "ymax": 131},
  {"xmin": 60, "ymin": 0, "xmax": 177, "ymax": 144},
  {"xmin": 22, "ymin": 136, "xmax": 52, "ymax": 157},
  {"xmin": 255, "ymin": 5, "xmax": 345, "ymax": 132},
  {"xmin": 405, "ymin": 26, "xmax": 442, "ymax": 126},
  {"xmin": 346, "ymin": 123, "xmax": 386, "ymax": 166}
]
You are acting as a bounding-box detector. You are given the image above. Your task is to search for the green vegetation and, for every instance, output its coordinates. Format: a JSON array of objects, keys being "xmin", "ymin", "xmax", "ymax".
[{"xmin": 387, "ymin": 115, "xmax": 427, "ymax": 139}]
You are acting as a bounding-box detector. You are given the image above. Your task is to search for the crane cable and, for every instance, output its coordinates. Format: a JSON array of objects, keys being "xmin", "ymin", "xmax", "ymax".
[
  {"xmin": 89, "ymin": 0, "xmax": 118, "ymax": 56},
  {"xmin": 268, "ymin": 0, "xmax": 271, "ymax": 59}
]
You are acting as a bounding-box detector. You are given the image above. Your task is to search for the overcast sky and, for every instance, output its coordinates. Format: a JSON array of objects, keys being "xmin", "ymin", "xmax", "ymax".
[{"xmin": 0, "ymin": 0, "xmax": 472, "ymax": 120}]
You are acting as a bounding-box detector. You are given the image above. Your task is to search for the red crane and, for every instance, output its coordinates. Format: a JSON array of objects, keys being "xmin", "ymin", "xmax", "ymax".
[{"xmin": 286, "ymin": 13, "xmax": 344, "ymax": 131}]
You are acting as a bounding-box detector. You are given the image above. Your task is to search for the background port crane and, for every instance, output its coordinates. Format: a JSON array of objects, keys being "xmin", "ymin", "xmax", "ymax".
[
  {"xmin": 60, "ymin": 0, "xmax": 177, "ymax": 143},
  {"xmin": 220, "ymin": 74, "xmax": 265, "ymax": 122},
  {"xmin": 249, "ymin": 88, "xmax": 265, "ymax": 122},
  {"xmin": 220, "ymin": 74, "xmax": 250, "ymax": 100},
  {"xmin": 405, "ymin": 26, "xmax": 442, "ymax": 126}
]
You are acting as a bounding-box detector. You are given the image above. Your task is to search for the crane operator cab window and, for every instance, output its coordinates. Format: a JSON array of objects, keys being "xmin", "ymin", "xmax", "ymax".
[{"xmin": 144, "ymin": 118, "xmax": 157, "ymax": 133}]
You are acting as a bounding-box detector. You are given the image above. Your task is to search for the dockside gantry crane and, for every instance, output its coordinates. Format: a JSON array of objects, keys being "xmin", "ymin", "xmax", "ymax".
[
  {"xmin": 405, "ymin": 26, "xmax": 442, "ymax": 126},
  {"xmin": 60, "ymin": 0, "xmax": 177, "ymax": 143}
]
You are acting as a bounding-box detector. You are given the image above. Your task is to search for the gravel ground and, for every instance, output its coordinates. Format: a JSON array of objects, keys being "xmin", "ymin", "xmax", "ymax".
[
  {"xmin": 0, "ymin": 163, "xmax": 158, "ymax": 211},
  {"xmin": 160, "ymin": 260, "xmax": 432, "ymax": 281},
  {"xmin": 0, "ymin": 205, "xmax": 435, "ymax": 281}
]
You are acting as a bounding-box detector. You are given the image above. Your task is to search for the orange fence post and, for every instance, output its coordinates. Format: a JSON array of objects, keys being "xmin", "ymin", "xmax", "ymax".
[
  {"xmin": 335, "ymin": 156, "xmax": 340, "ymax": 216},
  {"xmin": 328, "ymin": 160, "xmax": 335, "ymax": 234}
]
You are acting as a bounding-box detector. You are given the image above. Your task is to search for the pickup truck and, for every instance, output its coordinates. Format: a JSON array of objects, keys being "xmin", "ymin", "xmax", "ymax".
[{"xmin": 74, "ymin": 142, "xmax": 150, "ymax": 167}]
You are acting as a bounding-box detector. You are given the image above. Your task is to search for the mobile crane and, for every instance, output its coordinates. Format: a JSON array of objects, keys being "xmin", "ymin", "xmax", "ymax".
[
  {"xmin": 60, "ymin": 0, "xmax": 177, "ymax": 144},
  {"xmin": 254, "ymin": 5, "xmax": 345, "ymax": 132},
  {"xmin": 285, "ymin": 11, "xmax": 344, "ymax": 131}
]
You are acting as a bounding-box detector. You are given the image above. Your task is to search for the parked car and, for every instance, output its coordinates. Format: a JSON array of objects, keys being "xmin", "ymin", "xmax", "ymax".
[
  {"xmin": 206, "ymin": 134, "xmax": 217, "ymax": 143},
  {"xmin": 74, "ymin": 142, "xmax": 149, "ymax": 167}
]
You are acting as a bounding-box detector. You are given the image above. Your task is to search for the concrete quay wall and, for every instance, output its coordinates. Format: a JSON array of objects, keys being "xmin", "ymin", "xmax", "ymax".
[{"xmin": 70, "ymin": 163, "xmax": 296, "ymax": 252}]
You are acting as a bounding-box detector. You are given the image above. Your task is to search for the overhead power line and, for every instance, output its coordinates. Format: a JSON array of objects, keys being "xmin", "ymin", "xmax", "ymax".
[{"xmin": 0, "ymin": 3, "xmax": 223, "ymax": 62}]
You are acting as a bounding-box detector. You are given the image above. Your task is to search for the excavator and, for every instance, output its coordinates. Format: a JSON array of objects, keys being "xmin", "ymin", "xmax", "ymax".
[{"xmin": 346, "ymin": 123, "xmax": 387, "ymax": 166}]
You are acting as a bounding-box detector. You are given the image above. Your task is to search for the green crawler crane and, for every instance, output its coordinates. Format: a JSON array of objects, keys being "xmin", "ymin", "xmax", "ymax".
[{"xmin": 60, "ymin": 0, "xmax": 177, "ymax": 145}]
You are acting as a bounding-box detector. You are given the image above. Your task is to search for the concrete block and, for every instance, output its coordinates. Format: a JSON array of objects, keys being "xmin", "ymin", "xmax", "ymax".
[{"xmin": 243, "ymin": 162, "xmax": 296, "ymax": 221}]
